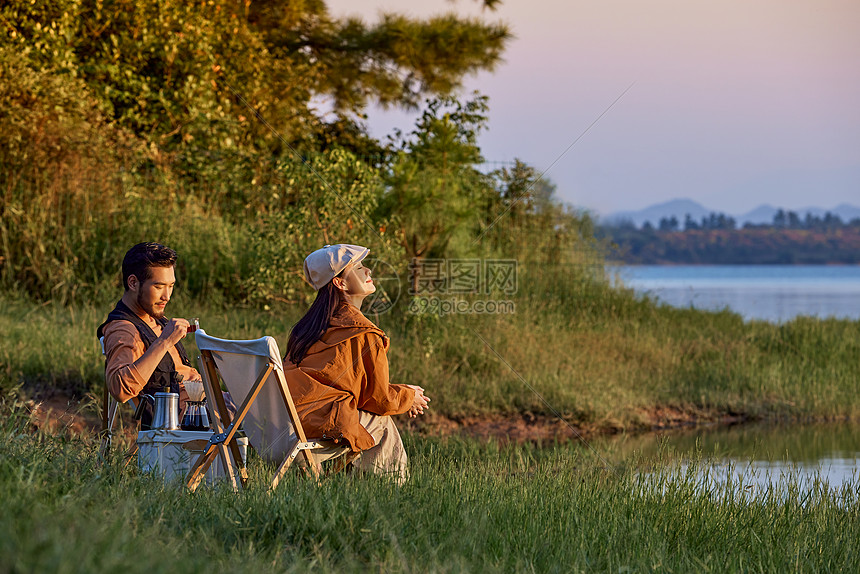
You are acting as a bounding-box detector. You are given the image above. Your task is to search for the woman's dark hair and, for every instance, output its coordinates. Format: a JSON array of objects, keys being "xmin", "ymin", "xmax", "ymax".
[{"xmin": 286, "ymin": 278, "xmax": 344, "ymax": 365}]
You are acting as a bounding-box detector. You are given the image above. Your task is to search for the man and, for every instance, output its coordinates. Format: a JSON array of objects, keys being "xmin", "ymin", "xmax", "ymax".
[{"xmin": 97, "ymin": 242, "xmax": 199, "ymax": 429}]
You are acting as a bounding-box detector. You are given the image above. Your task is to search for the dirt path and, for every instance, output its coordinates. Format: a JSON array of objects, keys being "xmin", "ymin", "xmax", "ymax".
[{"xmin": 25, "ymin": 393, "xmax": 138, "ymax": 443}]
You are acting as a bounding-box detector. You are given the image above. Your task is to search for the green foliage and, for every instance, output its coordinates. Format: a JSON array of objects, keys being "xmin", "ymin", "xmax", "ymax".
[
  {"xmin": 0, "ymin": 1, "xmax": 515, "ymax": 305},
  {"xmin": 0, "ymin": 41, "xmax": 145, "ymax": 302},
  {"xmin": 239, "ymin": 148, "xmax": 402, "ymax": 306},
  {"xmin": 3, "ymin": 0, "xmax": 317, "ymax": 152},
  {"xmin": 309, "ymin": 12, "xmax": 510, "ymax": 111},
  {"xmin": 380, "ymin": 94, "xmax": 492, "ymax": 265},
  {"xmin": 3, "ymin": 0, "xmax": 510, "ymax": 154},
  {"xmin": 480, "ymin": 160, "xmax": 603, "ymax": 268}
]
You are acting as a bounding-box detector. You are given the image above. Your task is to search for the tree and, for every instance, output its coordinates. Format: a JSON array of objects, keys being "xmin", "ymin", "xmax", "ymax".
[
  {"xmin": 480, "ymin": 160, "xmax": 557, "ymax": 255},
  {"xmin": 773, "ymin": 209, "xmax": 787, "ymax": 228},
  {"xmin": 254, "ymin": 2, "xmax": 510, "ymax": 112},
  {"xmin": 1, "ymin": 1, "xmax": 514, "ymax": 303},
  {"xmin": 487, "ymin": 160, "xmax": 555, "ymax": 222},
  {"xmin": 2, "ymin": 0, "xmax": 511, "ymax": 156},
  {"xmin": 379, "ymin": 95, "xmax": 492, "ymax": 291},
  {"xmin": 823, "ymin": 212, "xmax": 843, "ymax": 230},
  {"xmin": 659, "ymin": 216, "xmax": 679, "ymax": 232},
  {"xmin": 684, "ymin": 214, "xmax": 699, "ymax": 231},
  {"xmin": 787, "ymin": 211, "xmax": 801, "ymax": 229},
  {"xmin": 700, "ymin": 212, "xmax": 736, "ymax": 230}
]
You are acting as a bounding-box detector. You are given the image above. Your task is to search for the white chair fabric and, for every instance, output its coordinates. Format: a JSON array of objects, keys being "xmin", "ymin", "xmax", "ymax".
[{"xmin": 195, "ymin": 330, "xmax": 298, "ymax": 463}]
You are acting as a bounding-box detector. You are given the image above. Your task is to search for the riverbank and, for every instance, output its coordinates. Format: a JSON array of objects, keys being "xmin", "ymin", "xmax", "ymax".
[
  {"xmin": 3, "ymin": 277, "xmax": 860, "ymax": 436},
  {"xmin": 24, "ymin": 388, "xmax": 751, "ymax": 449}
]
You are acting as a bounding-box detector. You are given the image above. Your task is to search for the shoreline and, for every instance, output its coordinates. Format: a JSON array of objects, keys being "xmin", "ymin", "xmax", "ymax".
[
  {"xmin": 405, "ymin": 408, "xmax": 750, "ymax": 445},
  {"xmin": 23, "ymin": 389, "xmax": 856, "ymax": 447}
]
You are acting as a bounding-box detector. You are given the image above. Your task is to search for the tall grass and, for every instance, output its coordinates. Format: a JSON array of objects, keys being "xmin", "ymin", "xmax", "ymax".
[
  {"xmin": 2, "ymin": 259, "xmax": 859, "ymax": 431},
  {"xmin": 2, "ymin": 397, "xmax": 859, "ymax": 573},
  {"xmin": 1, "ymin": 130, "xmax": 394, "ymax": 307}
]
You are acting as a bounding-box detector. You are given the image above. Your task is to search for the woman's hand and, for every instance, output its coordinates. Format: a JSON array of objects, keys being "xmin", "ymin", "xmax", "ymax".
[{"xmin": 406, "ymin": 385, "xmax": 431, "ymax": 418}]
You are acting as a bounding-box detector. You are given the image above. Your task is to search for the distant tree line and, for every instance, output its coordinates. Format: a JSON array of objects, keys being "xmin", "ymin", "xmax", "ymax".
[
  {"xmin": 601, "ymin": 210, "xmax": 860, "ymax": 264},
  {"xmin": 635, "ymin": 210, "xmax": 859, "ymax": 233},
  {"xmin": 754, "ymin": 210, "xmax": 854, "ymax": 231},
  {"xmin": 646, "ymin": 212, "xmax": 738, "ymax": 232}
]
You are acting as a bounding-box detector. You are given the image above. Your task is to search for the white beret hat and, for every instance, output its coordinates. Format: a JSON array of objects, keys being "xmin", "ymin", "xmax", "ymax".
[{"xmin": 302, "ymin": 244, "xmax": 370, "ymax": 290}]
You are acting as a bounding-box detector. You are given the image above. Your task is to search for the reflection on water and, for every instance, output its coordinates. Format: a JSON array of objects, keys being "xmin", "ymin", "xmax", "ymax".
[
  {"xmin": 610, "ymin": 265, "xmax": 860, "ymax": 322},
  {"xmin": 598, "ymin": 422, "xmax": 860, "ymax": 496}
]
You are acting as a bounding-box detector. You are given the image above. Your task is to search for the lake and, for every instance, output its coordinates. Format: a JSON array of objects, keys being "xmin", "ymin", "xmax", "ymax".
[
  {"xmin": 610, "ymin": 264, "xmax": 860, "ymax": 322},
  {"xmin": 601, "ymin": 265, "xmax": 860, "ymax": 496},
  {"xmin": 598, "ymin": 422, "xmax": 860, "ymax": 500}
]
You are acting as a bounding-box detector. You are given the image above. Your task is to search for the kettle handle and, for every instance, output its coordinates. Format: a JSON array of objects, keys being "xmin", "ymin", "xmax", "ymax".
[{"xmin": 133, "ymin": 394, "xmax": 154, "ymax": 421}]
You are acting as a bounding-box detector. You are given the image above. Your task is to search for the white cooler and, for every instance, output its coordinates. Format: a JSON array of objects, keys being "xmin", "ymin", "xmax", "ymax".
[{"xmin": 137, "ymin": 429, "xmax": 248, "ymax": 486}]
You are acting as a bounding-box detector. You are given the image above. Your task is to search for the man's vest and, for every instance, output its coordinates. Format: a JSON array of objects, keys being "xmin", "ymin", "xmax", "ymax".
[{"xmin": 97, "ymin": 300, "xmax": 191, "ymax": 429}]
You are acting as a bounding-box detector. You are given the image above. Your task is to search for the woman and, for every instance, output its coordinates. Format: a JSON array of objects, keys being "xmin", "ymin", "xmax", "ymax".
[{"xmin": 284, "ymin": 244, "xmax": 430, "ymax": 482}]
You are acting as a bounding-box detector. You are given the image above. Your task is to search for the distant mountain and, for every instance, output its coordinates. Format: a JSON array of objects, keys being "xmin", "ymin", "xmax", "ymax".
[
  {"xmin": 605, "ymin": 200, "xmax": 860, "ymax": 228},
  {"xmin": 737, "ymin": 204, "xmax": 777, "ymax": 225},
  {"xmin": 832, "ymin": 203, "xmax": 860, "ymax": 222},
  {"xmin": 603, "ymin": 199, "xmax": 711, "ymax": 228}
]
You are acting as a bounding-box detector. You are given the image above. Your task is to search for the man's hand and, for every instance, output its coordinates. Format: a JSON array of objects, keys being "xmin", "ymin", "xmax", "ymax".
[
  {"xmin": 406, "ymin": 385, "xmax": 431, "ymax": 418},
  {"xmin": 160, "ymin": 318, "xmax": 191, "ymax": 346},
  {"xmin": 128, "ymin": 317, "xmax": 191, "ymax": 388}
]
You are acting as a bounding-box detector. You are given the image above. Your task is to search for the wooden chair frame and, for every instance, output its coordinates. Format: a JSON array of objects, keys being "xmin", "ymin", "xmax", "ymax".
[{"xmin": 185, "ymin": 336, "xmax": 357, "ymax": 493}]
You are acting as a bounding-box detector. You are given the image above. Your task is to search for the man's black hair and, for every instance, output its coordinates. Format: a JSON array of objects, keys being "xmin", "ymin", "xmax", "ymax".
[{"xmin": 121, "ymin": 242, "xmax": 177, "ymax": 291}]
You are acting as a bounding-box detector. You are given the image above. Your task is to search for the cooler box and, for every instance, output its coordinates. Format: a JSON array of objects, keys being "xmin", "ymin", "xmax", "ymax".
[{"xmin": 137, "ymin": 429, "xmax": 248, "ymax": 486}]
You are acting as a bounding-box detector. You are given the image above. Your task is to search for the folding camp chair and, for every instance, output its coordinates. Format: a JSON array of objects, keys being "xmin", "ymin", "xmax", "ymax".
[
  {"xmin": 98, "ymin": 336, "xmax": 140, "ymax": 458},
  {"xmin": 185, "ymin": 330, "xmax": 357, "ymax": 492},
  {"xmin": 99, "ymin": 389, "xmax": 142, "ymax": 457}
]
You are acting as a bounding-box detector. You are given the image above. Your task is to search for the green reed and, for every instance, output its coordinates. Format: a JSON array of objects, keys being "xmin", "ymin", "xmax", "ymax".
[{"xmin": 1, "ymin": 398, "xmax": 859, "ymax": 573}]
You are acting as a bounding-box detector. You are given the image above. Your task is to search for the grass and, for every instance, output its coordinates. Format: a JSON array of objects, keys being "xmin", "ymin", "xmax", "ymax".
[
  {"xmin": 2, "ymin": 265, "xmax": 860, "ymax": 432},
  {"xmin": 2, "ymin": 395, "xmax": 859, "ymax": 573}
]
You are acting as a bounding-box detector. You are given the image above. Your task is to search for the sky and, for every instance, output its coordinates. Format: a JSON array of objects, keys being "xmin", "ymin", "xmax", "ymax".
[{"xmin": 324, "ymin": 0, "xmax": 860, "ymax": 218}]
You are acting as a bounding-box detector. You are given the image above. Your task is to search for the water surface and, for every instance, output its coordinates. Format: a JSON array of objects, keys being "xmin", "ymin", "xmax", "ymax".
[
  {"xmin": 599, "ymin": 422, "xmax": 860, "ymax": 497},
  {"xmin": 610, "ymin": 265, "xmax": 860, "ymax": 322}
]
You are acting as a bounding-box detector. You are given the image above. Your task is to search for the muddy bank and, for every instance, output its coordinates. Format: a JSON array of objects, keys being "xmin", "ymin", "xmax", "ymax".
[
  {"xmin": 22, "ymin": 391, "xmax": 751, "ymax": 446},
  {"xmin": 402, "ymin": 405, "xmax": 749, "ymax": 445}
]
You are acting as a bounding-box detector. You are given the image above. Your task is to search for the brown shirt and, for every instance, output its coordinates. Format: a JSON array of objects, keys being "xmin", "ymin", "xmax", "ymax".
[
  {"xmin": 102, "ymin": 319, "xmax": 198, "ymax": 405},
  {"xmin": 285, "ymin": 302, "xmax": 414, "ymax": 452}
]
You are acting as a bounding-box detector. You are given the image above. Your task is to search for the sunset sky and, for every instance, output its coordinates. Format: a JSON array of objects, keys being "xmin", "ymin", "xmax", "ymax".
[{"xmin": 325, "ymin": 0, "xmax": 860, "ymax": 217}]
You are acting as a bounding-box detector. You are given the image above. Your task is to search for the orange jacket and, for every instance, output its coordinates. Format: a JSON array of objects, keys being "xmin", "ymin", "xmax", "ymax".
[
  {"xmin": 102, "ymin": 320, "xmax": 198, "ymax": 405},
  {"xmin": 285, "ymin": 302, "xmax": 414, "ymax": 451}
]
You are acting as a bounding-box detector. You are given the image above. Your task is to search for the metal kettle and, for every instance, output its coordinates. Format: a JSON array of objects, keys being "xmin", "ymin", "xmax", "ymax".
[{"xmin": 136, "ymin": 391, "xmax": 180, "ymax": 430}]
